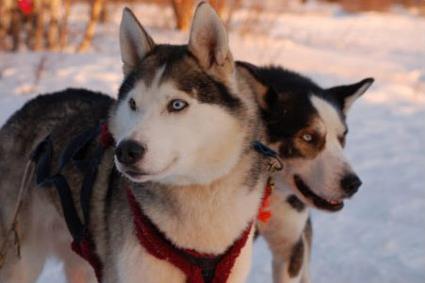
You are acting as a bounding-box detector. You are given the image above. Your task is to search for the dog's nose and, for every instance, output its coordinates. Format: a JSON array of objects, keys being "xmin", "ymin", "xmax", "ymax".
[
  {"xmin": 115, "ymin": 140, "xmax": 145, "ymax": 165},
  {"xmin": 340, "ymin": 174, "xmax": 362, "ymax": 197}
]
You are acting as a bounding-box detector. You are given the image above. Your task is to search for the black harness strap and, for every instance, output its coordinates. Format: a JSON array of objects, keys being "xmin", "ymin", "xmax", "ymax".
[
  {"xmin": 69, "ymin": 126, "xmax": 103, "ymax": 230},
  {"xmin": 32, "ymin": 137, "xmax": 83, "ymax": 240},
  {"xmin": 31, "ymin": 124, "xmax": 104, "ymax": 242},
  {"xmin": 185, "ymin": 253, "xmax": 222, "ymax": 283}
]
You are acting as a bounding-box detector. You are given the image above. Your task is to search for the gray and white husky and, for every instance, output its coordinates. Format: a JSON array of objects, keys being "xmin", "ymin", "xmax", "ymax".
[
  {"xmin": 237, "ymin": 63, "xmax": 374, "ymax": 283},
  {"xmin": 0, "ymin": 3, "xmax": 270, "ymax": 283}
]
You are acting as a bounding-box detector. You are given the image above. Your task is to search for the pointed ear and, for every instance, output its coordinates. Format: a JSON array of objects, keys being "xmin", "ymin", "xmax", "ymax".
[
  {"xmin": 327, "ymin": 78, "xmax": 374, "ymax": 113},
  {"xmin": 236, "ymin": 61, "xmax": 273, "ymax": 109},
  {"xmin": 119, "ymin": 8, "xmax": 155, "ymax": 75},
  {"xmin": 188, "ymin": 2, "xmax": 231, "ymax": 70}
]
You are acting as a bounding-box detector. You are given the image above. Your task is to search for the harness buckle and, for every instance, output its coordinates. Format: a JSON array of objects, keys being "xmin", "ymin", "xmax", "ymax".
[
  {"xmin": 267, "ymin": 156, "xmax": 283, "ymax": 173},
  {"xmin": 252, "ymin": 140, "xmax": 284, "ymax": 173}
]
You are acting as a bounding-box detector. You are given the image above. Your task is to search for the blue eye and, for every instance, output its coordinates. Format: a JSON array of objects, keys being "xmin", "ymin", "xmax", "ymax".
[{"xmin": 168, "ymin": 99, "xmax": 188, "ymax": 112}]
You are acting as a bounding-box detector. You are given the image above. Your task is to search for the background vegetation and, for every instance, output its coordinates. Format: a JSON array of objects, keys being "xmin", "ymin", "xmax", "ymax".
[{"xmin": 0, "ymin": 0, "xmax": 423, "ymax": 52}]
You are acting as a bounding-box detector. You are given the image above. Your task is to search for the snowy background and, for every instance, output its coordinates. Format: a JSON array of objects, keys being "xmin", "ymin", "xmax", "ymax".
[{"xmin": 0, "ymin": 1, "xmax": 424, "ymax": 282}]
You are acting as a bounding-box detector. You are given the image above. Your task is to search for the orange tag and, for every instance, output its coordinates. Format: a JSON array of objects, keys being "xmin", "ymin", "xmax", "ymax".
[{"xmin": 257, "ymin": 178, "xmax": 273, "ymax": 223}]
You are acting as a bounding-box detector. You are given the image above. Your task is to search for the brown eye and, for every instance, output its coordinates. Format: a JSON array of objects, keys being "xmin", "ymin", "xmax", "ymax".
[
  {"xmin": 129, "ymin": 98, "xmax": 137, "ymax": 111},
  {"xmin": 301, "ymin": 133, "xmax": 313, "ymax": 143}
]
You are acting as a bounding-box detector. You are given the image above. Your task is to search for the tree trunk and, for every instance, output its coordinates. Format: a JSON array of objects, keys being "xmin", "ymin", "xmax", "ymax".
[
  {"xmin": 77, "ymin": 0, "xmax": 105, "ymax": 52},
  {"xmin": 170, "ymin": 0, "xmax": 194, "ymax": 31},
  {"xmin": 0, "ymin": 0, "xmax": 13, "ymax": 50},
  {"xmin": 210, "ymin": 0, "xmax": 225, "ymax": 17},
  {"xmin": 59, "ymin": 0, "xmax": 71, "ymax": 50},
  {"xmin": 11, "ymin": 8, "xmax": 22, "ymax": 51},
  {"xmin": 47, "ymin": 0, "xmax": 61, "ymax": 50},
  {"xmin": 99, "ymin": 1, "xmax": 109, "ymax": 23},
  {"xmin": 33, "ymin": 0, "xmax": 45, "ymax": 51}
]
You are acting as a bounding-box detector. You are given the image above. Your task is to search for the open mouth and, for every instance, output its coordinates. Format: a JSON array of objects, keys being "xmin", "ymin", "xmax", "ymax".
[{"xmin": 293, "ymin": 175, "xmax": 344, "ymax": 212}]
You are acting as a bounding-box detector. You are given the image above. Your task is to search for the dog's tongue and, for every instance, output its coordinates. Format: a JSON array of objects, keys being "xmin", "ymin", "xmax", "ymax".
[{"xmin": 329, "ymin": 199, "xmax": 342, "ymax": 205}]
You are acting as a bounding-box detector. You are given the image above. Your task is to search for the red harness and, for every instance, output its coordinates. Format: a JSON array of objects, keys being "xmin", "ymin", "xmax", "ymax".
[
  {"xmin": 126, "ymin": 188, "xmax": 254, "ymax": 283},
  {"xmin": 36, "ymin": 123, "xmax": 274, "ymax": 282}
]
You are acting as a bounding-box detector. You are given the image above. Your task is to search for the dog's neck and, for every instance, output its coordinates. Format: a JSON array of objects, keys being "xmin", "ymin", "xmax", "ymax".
[{"xmin": 129, "ymin": 150, "xmax": 266, "ymax": 255}]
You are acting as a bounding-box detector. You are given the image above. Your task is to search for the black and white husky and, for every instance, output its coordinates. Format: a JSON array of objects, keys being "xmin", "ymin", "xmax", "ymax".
[
  {"xmin": 238, "ymin": 63, "xmax": 374, "ymax": 283},
  {"xmin": 0, "ymin": 3, "xmax": 272, "ymax": 283}
]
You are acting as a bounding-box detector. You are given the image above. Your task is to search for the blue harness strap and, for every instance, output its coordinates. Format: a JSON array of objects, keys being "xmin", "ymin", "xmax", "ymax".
[{"xmin": 252, "ymin": 140, "xmax": 284, "ymax": 172}]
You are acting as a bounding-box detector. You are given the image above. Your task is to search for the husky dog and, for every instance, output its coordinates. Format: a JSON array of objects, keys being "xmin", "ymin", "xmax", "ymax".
[
  {"xmin": 0, "ymin": 89, "xmax": 114, "ymax": 283},
  {"xmin": 0, "ymin": 3, "xmax": 271, "ymax": 283},
  {"xmin": 238, "ymin": 62, "xmax": 374, "ymax": 283}
]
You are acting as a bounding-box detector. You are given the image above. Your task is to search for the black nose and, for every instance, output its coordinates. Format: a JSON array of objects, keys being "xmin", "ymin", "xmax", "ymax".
[
  {"xmin": 341, "ymin": 174, "xmax": 362, "ymax": 197},
  {"xmin": 115, "ymin": 140, "xmax": 145, "ymax": 165}
]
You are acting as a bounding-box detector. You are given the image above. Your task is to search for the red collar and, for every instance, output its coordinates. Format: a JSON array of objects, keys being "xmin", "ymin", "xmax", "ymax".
[{"xmin": 126, "ymin": 187, "xmax": 253, "ymax": 283}]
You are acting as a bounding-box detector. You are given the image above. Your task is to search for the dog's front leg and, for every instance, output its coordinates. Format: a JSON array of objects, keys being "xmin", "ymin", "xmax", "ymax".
[{"xmin": 258, "ymin": 188, "xmax": 312, "ymax": 283}]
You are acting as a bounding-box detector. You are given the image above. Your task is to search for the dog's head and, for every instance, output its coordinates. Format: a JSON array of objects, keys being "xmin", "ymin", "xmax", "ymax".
[
  {"xmin": 238, "ymin": 63, "xmax": 374, "ymax": 211},
  {"xmin": 109, "ymin": 4, "xmax": 259, "ymax": 186}
]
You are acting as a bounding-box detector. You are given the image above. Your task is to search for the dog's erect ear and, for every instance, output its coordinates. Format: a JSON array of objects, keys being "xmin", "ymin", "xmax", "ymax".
[
  {"xmin": 326, "ymin": 78, "xmax": 374, "ymax": 113},
  {"xmin": 236, "ymin": 61, "xmax": 270, "ymax": 109},
  {"xmin": 188, "ymin": 2, "xmax": 232, "ymax": 71},
  {"xmin": 120, "ymin": 8, "xmax": 155, "ymax": 75}
]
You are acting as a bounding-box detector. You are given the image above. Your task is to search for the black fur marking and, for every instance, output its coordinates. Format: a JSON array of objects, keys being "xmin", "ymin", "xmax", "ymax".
[
  {"xmin": 118, "ymin": 71, "xmax": 138, "ymax": 100},
  {"xmin": 118, "ymin": 44, "xmax": 242, "ymax": 112},
  {"xmin": 286, "ymin": 195, "xmax": 305, "ymax": 212},
  {"xmin": 326, "ymin": 78, "xmax": 374, "ymax": 112},
  {"xmin": 304, "ymin": 217, "xmax": 313, "ymax": 248},
  {"xmin": 278, "ymin": 142, "xmax": 305, "ymax": 159},
  {"xmin": 117, "ymin": 45, "xmax": 190, "ymax": 100},
  {"xmin": 338, "ymin": 128, "xmax": 349, "ymax": 147},
  {"xmin": 288, "ymin": 238, "xmax": 304, "ymax": 278},
  {"xmin": 176, "ymin": 71, "xmax": 241, "ymax": 112}
]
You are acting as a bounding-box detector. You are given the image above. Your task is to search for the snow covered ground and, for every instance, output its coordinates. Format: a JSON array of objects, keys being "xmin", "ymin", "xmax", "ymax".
[{"xmin": 0, "ymin": 2, "xmax": 424, "ymax": 283}]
